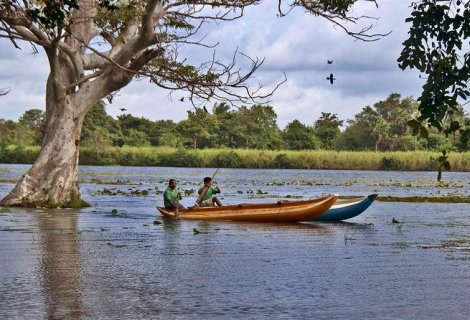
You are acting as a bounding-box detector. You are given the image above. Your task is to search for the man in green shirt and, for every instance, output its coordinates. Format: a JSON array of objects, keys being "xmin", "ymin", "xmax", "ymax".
[
  {"xmin": 163, "ymin": 179, "xmax": 185, "ymax": 213},
  {"xmin": 197, "ymin": 177, "xmax": 222, "ymax": 207}
]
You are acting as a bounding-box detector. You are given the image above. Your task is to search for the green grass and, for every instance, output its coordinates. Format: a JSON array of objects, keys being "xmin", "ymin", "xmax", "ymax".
[{"xmin": 1, "ymin": 145, "xmax": 470, "ymax": 171}]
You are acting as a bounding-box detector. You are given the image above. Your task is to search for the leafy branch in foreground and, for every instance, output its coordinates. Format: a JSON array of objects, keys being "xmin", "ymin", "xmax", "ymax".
[{"xmin": 399, "ymin": 0, "xmax": 470, "ymax": 180}]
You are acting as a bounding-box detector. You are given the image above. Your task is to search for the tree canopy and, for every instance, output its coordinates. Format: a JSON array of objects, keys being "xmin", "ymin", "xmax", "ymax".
[{"xmin": 3, "ymin": 94, "xmax": 469, "ymax": 152}]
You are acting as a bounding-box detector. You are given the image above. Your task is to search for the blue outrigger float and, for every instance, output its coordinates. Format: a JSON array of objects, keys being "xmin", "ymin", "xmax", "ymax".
[{"xmin": 313, "ymin": 194, "xmax": 378, "ymax": 222}]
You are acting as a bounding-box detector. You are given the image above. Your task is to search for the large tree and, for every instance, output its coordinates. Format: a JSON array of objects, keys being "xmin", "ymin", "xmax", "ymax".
[
  {"xmin": 313, "ymin": 112, "xmax": 343, "ymax": 149},
  {"xmin": 0, "ymin": 0, "xmax": 383, "ymax": 207},
  {"xmin": 283, "ymin": 120, "xmax": 319, "ymax": 150}
]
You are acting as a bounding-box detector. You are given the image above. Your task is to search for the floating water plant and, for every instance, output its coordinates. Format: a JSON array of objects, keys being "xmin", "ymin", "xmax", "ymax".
[
  {"xmin": 0, "ymin": 206, "xmax": 11, "ymax": 213},
  {"xmin": 193, "ymin": 228, "xmax": 202, "ymax": 235}
]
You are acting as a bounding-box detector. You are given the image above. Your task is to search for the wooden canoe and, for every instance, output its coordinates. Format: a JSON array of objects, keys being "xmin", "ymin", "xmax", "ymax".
[
  {"xmin": 157, "ymin": 195, "xmax": 338, "ymax": 222},
  {"xmin": 313, "ymin": 194, "xmax": 378, "ymax": 221}
]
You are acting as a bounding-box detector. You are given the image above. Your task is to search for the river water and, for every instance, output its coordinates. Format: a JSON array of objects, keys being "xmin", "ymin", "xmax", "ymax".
[{"xmin": 0, "ymin": 164, "xmax": 469, "ymax": 319}]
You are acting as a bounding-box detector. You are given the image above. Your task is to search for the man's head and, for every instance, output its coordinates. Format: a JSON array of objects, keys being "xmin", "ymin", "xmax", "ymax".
[
  {"xmin": 169, "ymin": 179, "xmax": 176, "ymax": 189},
  {"xmin": 203, "ymin": 177, "xmax": 212, "ymax": 185}
]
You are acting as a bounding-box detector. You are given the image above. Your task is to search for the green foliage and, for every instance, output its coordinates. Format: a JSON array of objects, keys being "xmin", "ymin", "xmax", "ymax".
[
  {"xmin": 0, "ymin": 118, "xmax": 40, "ymax": 146},
  {"xmin": 123, "ymin": 128, "xmax": 150, "ymax": 147},
  {"xmin": 27, "ymin": 0, "xmax": 79, "ymax": 29},
  {"xmin": 64, "ymin": 190, "xmax": 91, "ymax": 208},
  {"xmin": 392, "ymin": 135, "xmax": 419, "ymax": 151},
  {"xmin": 426, "ymin": 133, "xmax": 453, "ymax": 151},
  {"xmin": 18, "ymin": 109, "xmax": 45, "ymax": 144},
  {"xmin": 0, "ymin": 145, "xmax": 39, "ymax": 164},
  {"xmin": 158, "ymin": 149, "xmax": 203, "ymax": 167},
  {"xmin": 212, "ymin": 150, "xmax": 242, "ymax": 168},
  {"xmin": 152, "ymin": 120, "xmax": 179, "ymax": 147},
  {"xmin": 178, "ymin": 109, "xmax": 217, "ymax": 149},
  {"xmin": 399, "ymin": 0, "xmax": 470, "ymax": 132},
  {"xmin": 44, "ymin": 190, "xmax": 90, "ymax": 208},
  {"xmin": 24, "ymin": 0, "xmax": 117, "ymax": 30},
  {"xmin": 235, "ymin": 105, "xmax": 283, "ymax": 149},
  {"xmin": 457, "ymin": 122, "xmax": 470, "ymax": 151},
  {"xmin": 313, "ymin": 113, "xmax": 343, "ymax": 149},
  {"xmin": 436, "ymin": 150, "xmax": 452, "ymax": 182},
  {"xmin": 273, "ymin": 153, "xmax": 291, "ymax": 169},
  {"xmin": 336, "ymin": 113, "xmax": 376, "ymax": 151},
  {"xmin": 0, "ymin": 139, "xmax": 8, "ymax": 163},
  {"xmin": 318, "ymin": 0, "xmax": 357, "ymax": 15},
  {"xmin": 380, "ymin": 156, "xmax": 402, "ymax": 171},
  {"xmin": 283, "ymin": 120, "xmax": 320, "ymax": 150},
  {"xmin": 0, "ymin": 205, "xmax": 11, "ymax": 213},
  {"xmin": 80, "ymin": 147, "xmax": 118, "ymax": 165}
]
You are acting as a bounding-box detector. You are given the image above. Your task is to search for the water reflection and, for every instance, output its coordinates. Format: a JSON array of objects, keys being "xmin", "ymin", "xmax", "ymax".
[{"xmin": 36, "ymin": 212, "xmax": 85, "ymax": 319}]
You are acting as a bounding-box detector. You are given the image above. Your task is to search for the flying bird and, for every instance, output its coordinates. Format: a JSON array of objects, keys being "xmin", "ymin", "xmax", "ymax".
[
  {"xmin": 327, "ymin": 60, "xmax": 333, "ymax": 64},
  {"xmin": 0, "ymin": 87, "xmax": 10, "ymax": 96},
  {"xmin": 326, "ymin": 73, "xmax": 336, "ymax": 84},
  {"xmin": 119, "ymin": 108, "xmax": 127, "ymax": 112},
  {"xmin": 179, "ymin": 97, "xmax": 185, "ymax": 102}
]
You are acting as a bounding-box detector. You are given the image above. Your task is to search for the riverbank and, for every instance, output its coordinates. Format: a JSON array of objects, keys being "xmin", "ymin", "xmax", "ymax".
[{"xmin": 1, "ymin": 145, "xmax": 470, "ymax": 171}]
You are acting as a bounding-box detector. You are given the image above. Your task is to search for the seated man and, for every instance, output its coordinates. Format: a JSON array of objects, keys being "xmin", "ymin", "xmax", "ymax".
[
  {"xmin": 163, "ymin": 179, "xmax": 185, "ymax": 213},
  {"xmin": 197, "ymin": 177, "xmax": 222, "ymax": 207}
]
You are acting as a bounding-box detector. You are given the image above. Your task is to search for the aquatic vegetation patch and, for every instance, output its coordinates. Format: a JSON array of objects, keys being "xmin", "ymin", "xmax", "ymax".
[
  {"xmin": 0, "ymin": 227, "xmax": 35, "ymax": 233},
  {"xmin": 392, "ymin": 218, "xmax": 401, "ymax": 224},
  {"xmin": 107, "ymin": 242, "xmax": 127, "ymax": 248},
  {"xmin": 96, "ymin": 187, "xmax": 150, "ymax": 196},
  {"xmin": 381, "ymin": 156, "xmax": 403, "ymax": 170},
  {"xmin": 378, "ymin": 195, "xmax": 470, "ymax": 203},
  {"xmin": 284, "ymin": 195, "xmax": 303, "ymax": 199},
  {"xmin": 0, "ymin": 179, "xmax": 17, "ymax": 183},
  {"xmin": 440, "ymin": 239, "xmax": 470, "ymax": 251},
  {"xmin": 183, "ymin": 189, "xmax": 195, "ymax": 196},
  {"xmin": 42, "ymin": 190, "xmax": 90, "ymax": 208},
  {"xmin": 440, "ymin": 239, "xmax": 470, "ymax": 260},
  {"xmin": 80, "ymin": 178, "xmax": 142, "ymax": 185},
  {"xmin": 393, "ymin": 242, "xmax": 411, "ymax": 249},
  {"xmin": 0, "ymin": 206, "xmax": 12, "ymax": 213}
]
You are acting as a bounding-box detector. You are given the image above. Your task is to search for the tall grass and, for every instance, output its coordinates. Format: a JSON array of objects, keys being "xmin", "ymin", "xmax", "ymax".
[{"xmin": 1, "ymin": 145, "xmax": 469, "ymax": 171}]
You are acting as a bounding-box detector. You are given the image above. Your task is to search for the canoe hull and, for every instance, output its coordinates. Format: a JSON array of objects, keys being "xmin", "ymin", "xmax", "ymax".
[
  {"xmin": 157, "ymin": 195, "xmax": 338, "ymax": 222},
  {"xmin": 314, "ymin": 194, "xmax": 378, "ymax": 221}
]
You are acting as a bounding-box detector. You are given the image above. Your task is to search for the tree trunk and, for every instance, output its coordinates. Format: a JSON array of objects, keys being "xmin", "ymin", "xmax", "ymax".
[{"xmin": 0, "ymin": 97, "xmax": 85, "ymax": 207}]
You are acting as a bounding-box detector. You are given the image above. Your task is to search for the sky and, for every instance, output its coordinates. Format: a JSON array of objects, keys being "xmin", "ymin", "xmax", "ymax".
[{"xmin": 0, "ymin": 0, "xmax": 428, "ymax": 128}]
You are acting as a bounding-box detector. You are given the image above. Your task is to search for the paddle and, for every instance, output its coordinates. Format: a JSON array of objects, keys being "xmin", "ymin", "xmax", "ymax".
[{"xmin": 194, "ymin": 168, "xmax": 220, "ymax": 206}]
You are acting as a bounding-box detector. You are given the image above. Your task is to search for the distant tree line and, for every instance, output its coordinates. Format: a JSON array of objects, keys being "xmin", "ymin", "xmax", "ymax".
[{"xmin": 1, "ymin": 93, "xmax": 469, "ymax": 152}]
